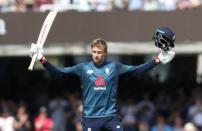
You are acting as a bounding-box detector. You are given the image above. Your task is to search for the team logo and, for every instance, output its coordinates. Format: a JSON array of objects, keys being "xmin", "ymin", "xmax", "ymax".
[
  {"xmin": 87, "ymin": 69, "xmax": 93, "ymax": 75},
  {"xmin": 95, "ymin": 75, "xmax": 106, "ymax": 87},
  {"xmin": 94, "ymin": 75, "xmax": 106, "ymax": 90},
  {"xmin": 105, "ymin": 68, "xmax": 110, "ymax": 75}
]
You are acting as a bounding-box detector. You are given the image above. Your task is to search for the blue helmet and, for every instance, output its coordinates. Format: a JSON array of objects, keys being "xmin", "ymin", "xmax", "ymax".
[{"xmin": 153, "ymin": 27, "xmax": 175, "ymax": 51}]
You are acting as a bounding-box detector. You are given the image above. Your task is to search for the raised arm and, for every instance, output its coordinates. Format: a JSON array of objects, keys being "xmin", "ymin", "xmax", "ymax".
[
  {"xmin": 117, "ymin": 47, "xmax": 175, "ymax": 76},
  {"xmin": 118, "ymin": 43, "xmax": 175, "ymax": 74},
  {"xmin": 29, "ymin": 43, "xmax": 82, "ymax": 77},
  {"xmin": 131, "ymin": 59, "xmax": 159, "ymax": 75},
  {"xmin": 117, "ymin": 59, "xmax": 158, "ymax": 76},
  {"xmin": 118, "ymin": 27, "xmax": 176, "ymax": 75},
  {"xmin": 132, "ymin": 48, "xmax": 175, "ymax": 75}
]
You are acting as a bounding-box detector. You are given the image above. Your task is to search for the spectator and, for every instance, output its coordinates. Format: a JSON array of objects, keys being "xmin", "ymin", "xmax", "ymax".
[
  {"xmin": 177, "ymin": 0, "xmax": 192, "ymax": 10},
  {"xmin": 13, "ymin": 105, "xmax": 32, "ymax": 131},
  {"xmin": 155, "ymin": 90, "xmax": 171, "ymax": 119},
  {"xmin": 188, "ymin": 97, "xmax": 202, "ymax": 130},
  {"xmin": 65, "ymin": 92, "xmax": 82, "ymax": 131},
  {"xmin": 0, "ymin": 107, "xmax": 15, "ymax": 131},
  {"xmin": 33, "ymin": 0, "xmax": 53, "ymax": 11},
  {"xmin": 77, "ymin": 0, "xmax": 91, "ymax": 12},
  {"xmin": 0, "ymin": 0, "xmax": 8, "ymax": 12},
  {"xmin": 34, "ymin": 106, "xmax": 54, "ymax": 131},
  {"xmin": 143, "ymin": 0, "xmax": 159, "ymax": 11},
  {"xmin": 136, "ymin": 93, "xmax": 155, "ymax": 126},
  {"xmin": 9, "ymin": 0, "xmax": 27, "ymax": 12},
  {"xmin": 172, "ymin": 114, "xmax": 184, "ymax": 131},
  {"xmin": 112, "ymin": 0, "xmax": 128, "ymax": 10},
  {"xmin": 52, "ymin": 0, "xmax": 68, "ymax": 11},
  {"xmin": 151, "ymin": 115, "xmax": 173, "ymax": 131},
  {"xmin": 189, "ymin": 0, "xmax": 201, "ymax": 8},
  {"xmin": 177, "ymin": 0, "xmax": 201, "ymax": 10},
  {"xmin": 0, "ymin": 0, "xmax": 15, "ymax": 12},
  {"xmin": 24, "ymin": 0, "xmax": 34, "ymax": 10},
  {"xmin": 137, "ymin": 120, "xmax": 150, "ymax": 131},
  {"xmin": 48, "ymin": 96, "xmax": 68, "ymax": 131},
  {"xmin": 128, "ymin": 0, "xmax": 143, "ymax": 11},
  {"xmin": 121, "ymin": 98, "xmax": 137, "ymax": 131},
  {"xmin": 89, "ymin": 0, "xmax": 113, "ymax": 11},
  {"xmin": 184, "ymin": 122, "xmax": 197, "ymax": 131},
  {"xmin": 73, "ymin": 101, "xmax": 83, "ymax": 131},
  {"xmin": 158, "ymin": 0, "xmax": 177, "ymax": 11}
]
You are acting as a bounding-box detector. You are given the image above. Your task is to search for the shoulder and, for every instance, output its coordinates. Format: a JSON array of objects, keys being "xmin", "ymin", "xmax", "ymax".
[
  {"xmin": 105, "ymin": 61, "xmax": 118, "ymax": 65},
  {"xmin": 78, "ymin": 62, "xmax": 92, "ymax": 67},
  {"xmin": 74, "ymin": 62, "xmax": 92, "ymax": 71},
  {"xmin": 105, "ymin": 61, "xmax": 121, "ymax": 70},
  {"xmin": 107, "ymin": 61, "xmax": 122, "ymax": 67},
  {"xmin": 73, "ymin": 62, "xmax": 87, "ymax": 68}
]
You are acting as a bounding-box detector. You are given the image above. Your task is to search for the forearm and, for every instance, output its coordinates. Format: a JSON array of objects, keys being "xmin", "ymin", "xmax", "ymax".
[
  {"xmin": 40, "ymin": 57, "xmax": 65, "ymax": 77},
  {"xmin": 132, "ymin": 59, "xmax": 160, "ymax": 75}
]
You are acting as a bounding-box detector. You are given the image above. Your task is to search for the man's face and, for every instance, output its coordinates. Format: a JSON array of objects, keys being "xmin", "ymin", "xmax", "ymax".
[{"xmin": 91, "ymin": 46, "xmax": 106, "ymax": 65}]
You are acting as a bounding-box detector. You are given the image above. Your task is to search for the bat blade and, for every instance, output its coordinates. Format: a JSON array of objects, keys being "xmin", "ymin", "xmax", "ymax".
[{"xmin": 28, "ymin": 9, "xmax": 58, "ymax": 71}]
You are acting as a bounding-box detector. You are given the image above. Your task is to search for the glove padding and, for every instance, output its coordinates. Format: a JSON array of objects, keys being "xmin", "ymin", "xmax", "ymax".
[
  {"xmin": 158, "ymin": 48, "xmax": 175, "ymax": 64},
  {"xmin": 29, "ymin": 43, "xmax": 43, "ymax": 60}
]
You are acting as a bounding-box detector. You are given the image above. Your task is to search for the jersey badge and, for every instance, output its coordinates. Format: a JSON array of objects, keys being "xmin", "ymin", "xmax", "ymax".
[
  {"xmin": 105, "ymin": 68, "xmax": 110, "ymax": 75},
  {"xmin": 87, "ymin": 69, "xmax": 93, "ymax": 75}
]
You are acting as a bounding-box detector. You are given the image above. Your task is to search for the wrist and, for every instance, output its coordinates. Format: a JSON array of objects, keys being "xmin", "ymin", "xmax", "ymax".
[
  {"xmin": 40, "ymin": 56, "xmax": 47, "ymax": 64},
  {"xmin": 155, "ymin": 57, "xmax": 161, "ymax": 64}
]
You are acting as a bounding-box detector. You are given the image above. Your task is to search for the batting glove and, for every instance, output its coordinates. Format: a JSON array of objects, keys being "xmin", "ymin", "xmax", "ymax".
[
  {"xmin": 157, "ymin": 48, "xmax": 175, "ymax": 64},
  {"xmin": 30, "ymin": 43, "xmax": 44, "ymax": 60}
]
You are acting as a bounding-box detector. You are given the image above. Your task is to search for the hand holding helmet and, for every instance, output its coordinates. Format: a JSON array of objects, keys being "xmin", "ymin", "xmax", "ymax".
[
  {"xmin": 153, "ymin": 27, "xmax": 176, "ymax": 64},
  {"xmin": 157, "ymin": 48, "xmax": 175, "ymax": 64}
]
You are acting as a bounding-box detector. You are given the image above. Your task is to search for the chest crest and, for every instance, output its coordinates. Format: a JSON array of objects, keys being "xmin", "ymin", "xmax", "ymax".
[{"xmin": 105, "ymin": 68, "xmax": 110, "ymax": 75}]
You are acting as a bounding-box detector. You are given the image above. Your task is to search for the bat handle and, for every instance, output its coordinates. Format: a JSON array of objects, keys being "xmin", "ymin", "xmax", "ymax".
[{"xmin": 28, "ymin": 53, "xmax": 37, "ymax": 71}]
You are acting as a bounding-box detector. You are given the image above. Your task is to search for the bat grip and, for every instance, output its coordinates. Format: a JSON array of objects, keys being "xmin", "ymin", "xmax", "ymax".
[{"xmin": 28, "ymin": 53, "xmax": 37, "ymax": 71}]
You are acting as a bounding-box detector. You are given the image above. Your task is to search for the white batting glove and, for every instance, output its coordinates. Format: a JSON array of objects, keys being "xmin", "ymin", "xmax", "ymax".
[
  {"xmin": 157, "ymin": 48, "xmax": 175, "ymax": 64},
  {"xmin": 30, "ymin": 43, "xmax": 43, "ymax": 60}
]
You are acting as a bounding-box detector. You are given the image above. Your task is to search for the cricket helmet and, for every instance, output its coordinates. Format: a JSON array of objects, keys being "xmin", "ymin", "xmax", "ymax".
[{"xmin": 152, "ymin": 27, "xmax": 175, "ymax": 51}]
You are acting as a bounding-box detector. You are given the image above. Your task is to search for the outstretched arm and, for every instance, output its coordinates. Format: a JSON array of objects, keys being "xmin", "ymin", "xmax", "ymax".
[
  {"xmin": 132, "ymin": 47, "xmax": 175, "ymax": 74},
  {"xmin": 41, "ymin": 58, "xmax": 67, "ymax": 77},
  {"xmin": 29, "ymin": 43, "xmax": 82, "ymax": 77},
  {"xmin": 118, "ymin": 48, "xmax": 175, "ymax": 76},
  {"xmin": 131, "ymin": 59, "xmax": 160, "ymax": 75}
]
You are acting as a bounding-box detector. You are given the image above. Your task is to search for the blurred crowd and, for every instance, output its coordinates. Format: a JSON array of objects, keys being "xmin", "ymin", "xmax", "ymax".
[
  {"xmin": 0, "ymin": 0, "xmax": 202, "ymax": 12},
  {"xmin": 0, "ymin": 84, "xmax": 202, "ymax": 131},
  {"xmin": 0, "ymin": 91, "xmax": 83, "ymax": 131}
]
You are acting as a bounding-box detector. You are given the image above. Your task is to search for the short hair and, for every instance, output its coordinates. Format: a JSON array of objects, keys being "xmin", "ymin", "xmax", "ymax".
[{"xmin": 91, "ymin": 38, "xmax": 108, "ymax": 53}]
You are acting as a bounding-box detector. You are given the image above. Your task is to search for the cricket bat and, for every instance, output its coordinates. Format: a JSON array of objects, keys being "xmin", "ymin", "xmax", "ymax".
[{"xmin": 28, "ymin": 9, "xmax": 58, "ymax": 71}]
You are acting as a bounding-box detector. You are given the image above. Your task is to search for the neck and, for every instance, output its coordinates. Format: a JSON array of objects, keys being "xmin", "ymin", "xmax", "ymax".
[
  {"xmin": 95, "ymin": 62, "xmax": 103, "ymax": 65},
  {"xmin": 94, "ymin": 60, "xmax": 105, "ymax": 66}
]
